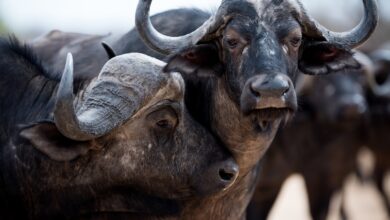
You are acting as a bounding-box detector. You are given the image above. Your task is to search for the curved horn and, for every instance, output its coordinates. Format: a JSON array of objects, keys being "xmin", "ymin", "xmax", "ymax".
[
  {"xmin": 302, "ymin": 0, "xmax": 378, "ymax": 48},
  {"xmin": 135, "ymin": 0, "xmax": 224, "ymax": 55},
  {"xmin": 55, "ymin": 53, "xmax": 171, "ymax": 141},
  {"xmin": 54, "ymin": 53, "xmax": 99, "ymax": 141},
  {"xmin": 354, "ymin": 51, "xmax": 390, "ymax": 98}
]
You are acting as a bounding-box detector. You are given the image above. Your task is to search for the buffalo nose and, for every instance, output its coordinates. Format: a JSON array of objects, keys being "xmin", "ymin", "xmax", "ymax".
[
  {"xmin": 338, "ymin": 95, "xmax": 367, "ymax": 120},
  {"xmin": 194, "ymin": 158, "xmax": 239, "ymax": 195},
  {"xmin": 250, "ymin": 74, "xmax": 290, "ymax": 98},
  {"xmin": 339, "ymin": 102, "xmax": 366, "ymax": 120}
]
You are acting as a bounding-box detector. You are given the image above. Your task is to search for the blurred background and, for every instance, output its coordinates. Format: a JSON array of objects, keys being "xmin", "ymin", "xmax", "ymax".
[
  {"xmin": 0, "ymin": 0, "xmax": 390, "ymax": 50},
  {"xmin": 0, "ymin": 1, "xmax": 389, "ymax": 219}
]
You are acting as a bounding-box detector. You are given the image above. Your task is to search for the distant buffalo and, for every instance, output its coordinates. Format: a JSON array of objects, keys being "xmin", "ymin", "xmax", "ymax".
[{"xmin": 359, "ymin": 49, "xmax": 390, "ymax": 216}]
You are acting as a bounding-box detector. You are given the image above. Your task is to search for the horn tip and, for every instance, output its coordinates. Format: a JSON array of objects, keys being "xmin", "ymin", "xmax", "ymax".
[{"xmin": 66, "ymin": 53, "xmax": 73, "ymax": 67}]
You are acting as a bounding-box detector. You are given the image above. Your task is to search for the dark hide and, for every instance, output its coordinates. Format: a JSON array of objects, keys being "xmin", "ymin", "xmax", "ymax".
[{"xmin": 0, "ymin": 36, "xmax": 59, "ymax": 220}]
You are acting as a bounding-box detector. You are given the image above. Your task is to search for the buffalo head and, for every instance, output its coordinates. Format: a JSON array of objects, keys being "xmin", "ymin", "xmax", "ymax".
[
  {"xmin": 298, "ymin": 71, "xmax": 367, "ymax": 123},
  {"xmin": 15, "ymin": 53, "xmax": 238, "ymax": 218},
  {"xmin": 135, "ymin": 0, "xmax": 377, "ymax": 166},
  {"xmin": 136, "ymin": 0, "xmax": 377, "ymax": 113},
  {"xmin": 362, "ymin": 49, "xmax": 390, "ymax": 99}
]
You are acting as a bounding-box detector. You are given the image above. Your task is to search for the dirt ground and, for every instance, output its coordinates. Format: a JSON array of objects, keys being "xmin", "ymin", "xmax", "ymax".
[{"xmin": 268, "ymin": 149, "xmax": 390, "ymax": 220}]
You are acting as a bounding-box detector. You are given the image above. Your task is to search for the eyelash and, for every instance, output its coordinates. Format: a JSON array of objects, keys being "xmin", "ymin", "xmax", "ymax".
[
  {"xmin": 290, "ymin": 37, "xmax": 302, "ymax": 47},
  {"xmin": 226, "ymin": 38, "xmax": 239, "ymax": 48}
]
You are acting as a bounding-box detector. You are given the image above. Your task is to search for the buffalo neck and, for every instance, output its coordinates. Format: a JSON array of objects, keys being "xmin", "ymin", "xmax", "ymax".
[
  {"xmin": 0, "ymin": 67, "xmax": 58, "ymax": 220},
  {"xmin": 180, "ymin": 76, "xmax": 278, "ymax": 219}
]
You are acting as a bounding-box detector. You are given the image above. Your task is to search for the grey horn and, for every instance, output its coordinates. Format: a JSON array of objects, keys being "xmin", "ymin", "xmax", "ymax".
[
  {"xmin": 54, "ymin": 53, "xmax": 100, "ymax": 141},
  {"xmin": 135, "ymin": 0, "xmax": 224, "ymax": 55},
  {"xmin": 302, "ymin": 0, "xmax": 378, "ymax": 48},
  {"xmin": 54, "ymin": 53, "xmax": 168, "ymax": 141},
  {"xmin": 54, "ymin": 53, "xmax": 135, "ymax": 141}
]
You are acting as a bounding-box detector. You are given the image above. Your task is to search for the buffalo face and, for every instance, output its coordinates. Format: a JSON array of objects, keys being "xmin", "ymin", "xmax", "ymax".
[
  {"xmin": 135, "ymin": 0, "xmax": 377, "ymax": 170},
  {"xmin": 300, "ymin": 72, "xmax": 367, "ymax": 123},
  {"xmin": 137, "ymin": 0, "xmax": 377, "ymax": 132}
]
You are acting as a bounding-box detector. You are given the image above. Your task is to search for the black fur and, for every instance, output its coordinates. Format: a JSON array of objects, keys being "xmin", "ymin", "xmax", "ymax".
[
  {"xmin": 0, "ymin": 36, "xmax": 58, "ymax": 219},
  {"xmin": 0, "ymin": 36, "xmax": 58, "ymax": 142}
]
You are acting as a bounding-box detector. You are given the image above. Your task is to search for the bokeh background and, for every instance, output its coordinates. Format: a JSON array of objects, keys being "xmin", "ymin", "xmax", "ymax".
[
  {"xmin": 1, "ymin": 0, "xmax": 390, "ymax": 50},
  {"xmin": 0, "ymin": 1, "xmax": 389, "ymax": 219}
]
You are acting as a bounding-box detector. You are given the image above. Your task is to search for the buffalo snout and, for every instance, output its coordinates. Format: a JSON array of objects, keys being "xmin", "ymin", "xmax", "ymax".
[
  {"xmin": 337, "ymin": 94, "xmax": 367, "ymax": 120},
  {"xmin": 240, "ymin": 73, "xmax": 297, "ymax": 116},
  {"xmin": 192, "ymin": 158, "xmax": 239, "ymax": 195}
]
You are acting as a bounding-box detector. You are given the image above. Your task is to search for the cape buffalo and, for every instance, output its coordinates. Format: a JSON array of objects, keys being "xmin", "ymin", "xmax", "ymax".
[
  {"xmin": 27, "ymin": 0, "xmax": 378, "ymax": 218},
  {"xmin": 246, "ymin": 66, "xmax": 369, "ymax": 220},
  {"xmin": 359, "ymin": 49, "xmax": 390, "ymax": 216},
  {"xmin": 134, "ymin": 0, "xmax": 377, "ymax": 218},
  {"xmin": 0, "ymin": 37, "xmax": 238, "ymax": 219}
]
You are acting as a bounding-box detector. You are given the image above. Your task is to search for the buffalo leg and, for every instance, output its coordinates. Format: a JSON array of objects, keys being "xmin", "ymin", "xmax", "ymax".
[
  {"xmin": 246, "ymin": 178, "xmax": 285, "ymax": 220},
  {"xmin": 339, "ymin": 188, "xmax": 348, "ymax": 220},
  {"xmin": 373, "ymin": 167, "xmax": 390, "ymax": 215},
  {"xmin": 304, "ymin": 174, "xmax": 339, "ymax": 220}
]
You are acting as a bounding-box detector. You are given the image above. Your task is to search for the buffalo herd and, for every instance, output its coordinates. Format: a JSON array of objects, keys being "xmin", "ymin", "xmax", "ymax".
[{"xmin": 0, "ymin": 0, "xmax": 388, "ymax": 219}]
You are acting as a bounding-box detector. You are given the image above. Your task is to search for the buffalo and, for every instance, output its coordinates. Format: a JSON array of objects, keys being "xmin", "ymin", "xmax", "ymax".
[
  {"xmin": 246, "ymin": 65, "xmax": 369, "ymax": 220},
  {"xmin": 0, "ymin": 37, "xmax": 239, "ymax": 219},
  {"xmin": 27, "ymin": 0, "xmax": 378, "ymax": 218},
  {"xmin": 134, "ymin": 0, "xmax": 377, "ymax": 218},
  {"xmin": 247, "ymin": 51, "xmax": 390, "ymax": 220},
  {"xmin": 359, "ymin": 49, "xmax": 390, "ymax": 216}
]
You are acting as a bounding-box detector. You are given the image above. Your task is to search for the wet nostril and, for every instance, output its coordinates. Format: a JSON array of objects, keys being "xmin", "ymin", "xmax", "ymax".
[
  {"xmin": 250, "ymin": 76, "xmax": 291, "ymax": 98},
  {"xmin": 282, "ymin": 86, "xmax": 290, "ymax": 96},
  {"xmin": 193, "ymin": 160, "xmax": 239, "ymax": 195},
  {"xmin": 339, "ymin": 104, "xmax": 366, "ymax": 120},
  {"xmin": 250, "ymin": 84, "xmax": 261, "ymax": 98},
  {"xmin": 219, "ymin": 169, "xmax": 235, "ymax": 181}
]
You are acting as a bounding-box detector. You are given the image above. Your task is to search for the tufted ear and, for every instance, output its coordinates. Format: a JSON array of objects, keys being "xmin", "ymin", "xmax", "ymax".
[
  {"xmin": 19, "ymin": 122, "xmax": 97, "ymax": 161},
  {"xmin": 299, "ymin": 42, "xmax": 360, "ymax": 75},
  {"xmin": 163, "ymin": 44, "xmax": 224, "ymax": 77}
]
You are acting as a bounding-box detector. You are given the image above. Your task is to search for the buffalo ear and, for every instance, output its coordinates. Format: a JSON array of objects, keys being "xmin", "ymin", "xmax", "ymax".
[
  {"xmin": 299, "ymin": 42, "xmax": 360, "ymax": 75},
  {"xmin": 163, "ymin": 44, "xmax": 223, "ymax": 77},
  {"xmin": 19, "ymin": 122, "xmax": 95, "ymax": 161}
]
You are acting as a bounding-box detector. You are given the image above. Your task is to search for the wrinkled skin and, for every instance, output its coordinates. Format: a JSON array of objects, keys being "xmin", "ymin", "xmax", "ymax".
[
  {"xmin": 0, "ymin": 38, "xmax": 237, "ymax": 219},
  {"xmin": 29, "ymin": 0, "xmax": 373, "ymax": 218},
  {"xmin": 247, "ymin": 72, "xmax": 368, "ymax": 220}
]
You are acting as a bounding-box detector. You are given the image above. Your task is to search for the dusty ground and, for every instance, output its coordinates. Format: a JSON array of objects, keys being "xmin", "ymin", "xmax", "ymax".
[{"xmin": 268, "ymin": 149, "xmax": 390, "ymax": 220}]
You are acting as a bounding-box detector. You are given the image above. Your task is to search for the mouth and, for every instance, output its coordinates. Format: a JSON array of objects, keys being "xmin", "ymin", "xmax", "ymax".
[{"xmin": 251, "ymin": 108, "xmax": 295, "ymax": 133}]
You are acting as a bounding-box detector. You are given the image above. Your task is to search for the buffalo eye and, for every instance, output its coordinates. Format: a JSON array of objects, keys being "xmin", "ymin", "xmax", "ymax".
[
  {"xmin": 282, "ymin": 27, "xmax": 302, "ymax": 55},
  {"xmin": 147, "ymin": 106, "xmax": 179, "ymax": 145},
  {"xmin": 290, "ymin": 36, "xmax": 302, "ymax": 48},
  {"xmin": 149, "ymin": 107, "xmax": 178, "ymax": 131},
  {"xmin": 223, "ymin": 27, "xmax": 247, "ymax": 51},
  {"xmin": 226, "ymin": 38, "xmax": 239, "ymax": 49},
  {"xmin": 156, "ymin": 119, "xmax": 173, "ymax": 129}
]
